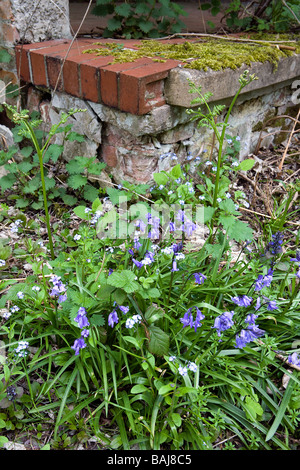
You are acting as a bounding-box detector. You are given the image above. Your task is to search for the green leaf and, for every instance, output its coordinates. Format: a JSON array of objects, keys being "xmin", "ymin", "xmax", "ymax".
[
  {"xmin": 73, "ymin": 205, "xmax": 90, "ymax": 220},
  {"xmin": 153, "ymin": 171, "xmax": 169, "ymax": 186},
  {"xmin": 227, "ymin": 219, "xmax": 253, "ymax": 242},
  {"xmin": 44, "ymin": 144, "xmax": 64, "ymax": 163},
  {"xmin": 115, "ymin": 3, "xmax": 132, "ymax": 17},
  {"xmin": 0, "ymin": 49, "xmax": 11, "ymax": 63},
  {"xmin": 0, "ymin": 174, "xmax": 16, "ymax": 190},
  {"xmin": 90, "ymin": 314, "xmax": 105, "ymax": 327},
  {"xmin": 66, "ymin": 131, "xmax": 85, "ymax": 142},
  {"xmin": 83, "ymin": 184, "xmax": 99, "ymax": 202},
  {"xmin": 67, "ymin": 174, "xmax": 87, "ymax": 189},
  {"xmin": 107, "ymin": 270, "xmax": 139, "ymax": 293},
  {"xmin": 237, "ymin": 158, "xmax": 255, "ymax": 171},
  {"xmin": 147, "ymin": 325, "xmax": 169, "ymax": 356},
  {"xmin": 244, "ymin": 395, "xmax": 264, "ymax": 422},
  {"xmin": 107, "ymin": 17, "xmax": 122, "ymax": 31}
]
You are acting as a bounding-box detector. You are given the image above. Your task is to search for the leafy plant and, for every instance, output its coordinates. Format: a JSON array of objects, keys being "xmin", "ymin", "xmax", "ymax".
[
  {"xmin": 91, "ymin": 0, "xmax": 188, "ymax": 38},
  {"xmin": 200, "ymin": 0, "xmax": 300, "ymax": 32}
]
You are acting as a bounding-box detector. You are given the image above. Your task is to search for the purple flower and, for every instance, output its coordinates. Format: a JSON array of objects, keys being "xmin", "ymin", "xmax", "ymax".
[
  {"xmin": 128, "ymin": 248, "xmax": 134, "ymax": 256},
  {"xmin": 180, "ymin": 307, "xmax": 205, "ymax": 332},
  {"xmin": 132, "ymin": 258, "xmax": 143, "ymax": 269},
  {"xmin": 71, "ymin": 338, "xmax": 86, "ymax": 356},
  {"xmin": 213, "ymin": 311, "xmax": 234, "ymax": 337},
  {"xmin": 108, "ymin": 309, "xmax": 119, "ymax": 328},
  {"xmin": 75, "ymin": 312, "xmax": 90, "ymax": 329},
  {"xmin": 296, "ymin": 270, "xmax": 300, "ymax": 279},
  {"xmin": 171, "ymin": 260, "xmax": 179, "ymax": 272},
  {"xmin": 58, "ymin": 294, "xmax": 67, "ymax": 303},
  {"xmin": 287, "ymin": 352, "xmax": 300, "ymax": 367},
  {"xmin": 254, "ymin": 269, "xmax": 273, "ymax": 291},
  {"xmin": 290, "ymin": 251, "xmax": 300, "ymax": 264},
  {"xmin": 235, "ymin": 324, "xmax": 265, "ymax": 349},
  {"xmin": 267, "ymin": 300, "xmax": 278, "ymax": 311},
  {"xmin": 245, "ymin": 313, "xmax": 258, "ymax": 326},
  {"xmin": 267, "ymin": 232, "xmax": 283, "ymax": 255},
  {"xmin": 81, "ymin": 329, "xmax": 90, "ymax": 338},
  {"xmin": 119, "ymin": 305, "xmax": 129, "ymax": 314},
  {"xmin": 133, "ymin": 237, "xmax": 142, "ymax": 250},
  {"xmin": 231, "ymin": 295, "xmax": 253, "ymax": 307},
  {"xmin": 194, "ymin": 272, "xmax": 207, "ymax": 285}
]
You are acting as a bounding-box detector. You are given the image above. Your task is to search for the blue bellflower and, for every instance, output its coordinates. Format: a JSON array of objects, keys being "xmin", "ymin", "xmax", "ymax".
[
  {"xmin": 231, "ymin": 295, "xmax": 253, "ymax": 307},
  {"xmin": 213, "ymin": 311, "xmax": 235, "ymax": 337}
]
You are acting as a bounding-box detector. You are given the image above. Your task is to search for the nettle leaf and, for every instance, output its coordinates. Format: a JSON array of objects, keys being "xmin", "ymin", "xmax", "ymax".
[
  {"xmin": 90, "ymin": 314, "xmax": 105, "ymax": 327},
  {"xmin": 66, "ymin": 131, "xmax": 85, "ymax": 142},
  {"xmin": 107, "ymin": 270, "xmax": 139, "ymax": 293},
  {"xmin": 67, "ymin": 174, "xmax": 87, "ymax": 189},
  {"xmin": 115, "ymin": 2, "xmax": 132, "ymax": 17},
  {"xmin": 147, "ymin": 325, "xmax": 169, "ymax": 356},
  {"xmin": 106, "ymin": 186, "xmax": 129, "ymax": 205},
  {"xmin": 44, "ymin": 144, "xmax": 64, "ymax": 163},
  {"xmin": 107, "ymin": 17, "xmax": 122, "ymax": 31},
  {"xmin": 227, "ymin": 219, "xmax": 253, "ymax": 242},
  {"xmin": 0, "ymin": 174, "xmax": 16, "ymax": 190},
  {"xmin": 83, "ymin": 184, "xmax": 99, "ymax": 202}
]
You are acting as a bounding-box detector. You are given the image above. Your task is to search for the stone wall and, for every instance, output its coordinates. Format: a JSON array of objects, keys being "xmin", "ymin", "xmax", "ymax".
[
  {"xmin": 0, "ymin": 0, "xmax": 71, "ymax": 98},
  {"xmin": 28, "ymin": 78, "xmax": 298, "ymax": 185}
]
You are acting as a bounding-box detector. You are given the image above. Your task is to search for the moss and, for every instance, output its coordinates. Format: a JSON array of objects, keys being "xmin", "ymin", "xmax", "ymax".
[{"xmin": 83, "ymin": 34, "xmax": 300, "ymax": 72}]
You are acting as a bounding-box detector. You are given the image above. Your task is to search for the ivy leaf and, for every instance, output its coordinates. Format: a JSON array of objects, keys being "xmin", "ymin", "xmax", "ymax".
[{"xmin": 147, "ymin": 325, "xmax": 169, "ymax": 356}]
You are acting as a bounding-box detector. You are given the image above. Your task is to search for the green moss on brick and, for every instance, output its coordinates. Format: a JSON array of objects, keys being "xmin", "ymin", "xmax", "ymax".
[{"xmin": 83, "ymin": 34, "xmax": 300, "ymax": 72}]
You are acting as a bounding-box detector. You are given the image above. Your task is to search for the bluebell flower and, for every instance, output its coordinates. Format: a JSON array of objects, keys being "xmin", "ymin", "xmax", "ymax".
[
  {"xmin": 212, "ymin": 311, "xmax": 234, "ymax": 337},
  {"xmin": 231, "ymin": 295, "xmax": 253, "ymax": 307},
  {"xmin": 71, "ymin": 338, "xmax": 87, "ymax": 356},
  {"xmin": 245, "ymin": 313, "xmax": 258, "ymax": 326},
  {"xmin": 180, "ymin": 307, "xmax": 204, "ymax": 332},
  {"xmin": 194, "ymin": 272, "xmax": 207, "ymax": 285},
  {"xmin": 267, "ymin": 232, "xmax": 284, "ymax": 255},
  {"xmin": 108, "ymin": 309, "xmax": 119, "ymax": 328},
  {"xmin": 171, "ymin": 260, "xmax": 179, "ymax": 272},
  {"xmin": 132, "ymin": 258, "xmax": 143, "ymax": 269},
  {"xmin": 290, "ymin": 250, "xmax": 300, "ymax": 264},
  {"xmin": 133, "ymin": 237, "xmax": 142, "ymax": 250},
  {"xmin": 267, "ymin": 299, "xmax": 278, "ymax": 311},
  {"xmin": 75, "ymin": 307, "xmax": 90, "ymax": 329},
  {"xmin": 287, "ymin": 352, "xmax": 300, "ymax": 367},
  {"xmin": 119, "ymin": 305, "xmax": 129, "ymax": 314},
  {"xmin": 254, "ymin": 269, "xmax": 273, "ymax": 291},
  {"xmin": 235, "ymin": 324, "xmax": 265, "ymax": 349}
]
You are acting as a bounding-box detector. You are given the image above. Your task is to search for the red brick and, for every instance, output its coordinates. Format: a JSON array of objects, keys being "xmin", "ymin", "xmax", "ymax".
[
  {"xmin": 118, "ymin": 60, "xmax": 180, "ymax": 114},
  {"xmin": 46, "ymin": 55, "xmax": 63, "ymax": 91},
  {"xmin": 100, "ymin": 144, "xmax": 118, "ymax": 167},
  {"xmin": 15, "ymin": 46, "xmax": 31, "ymax": 82},
  {"xmin": 99, "ymin": 58, "xmax": 155, "ymax": 109},
  {"xmin": 80, "ymin": 56, "xmax": 114, "ymax": 102}
]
